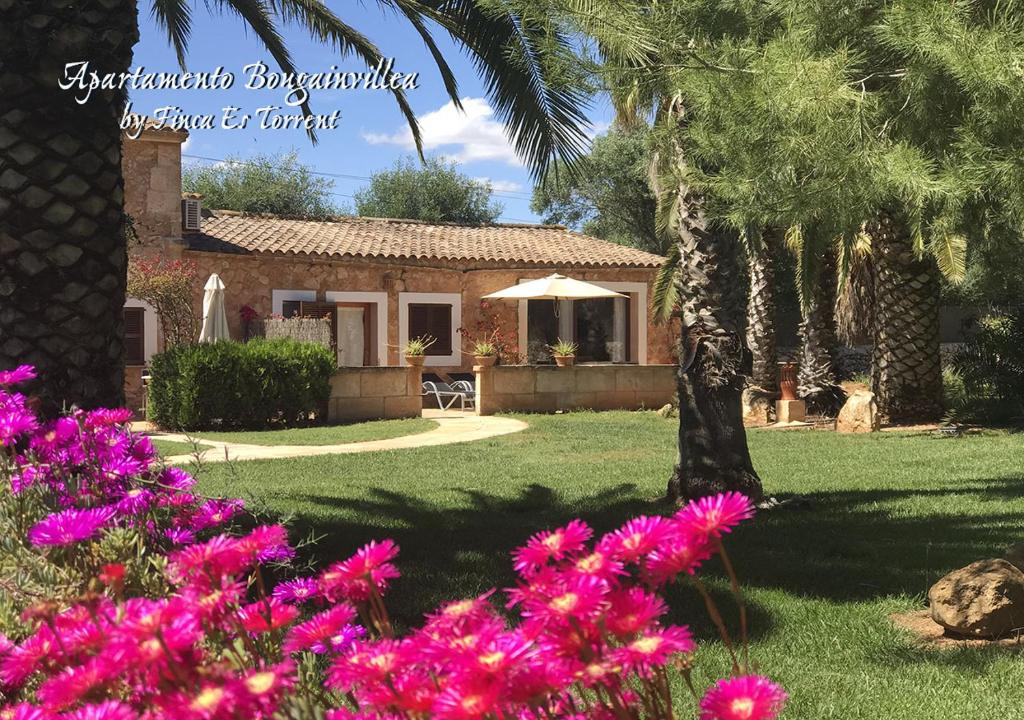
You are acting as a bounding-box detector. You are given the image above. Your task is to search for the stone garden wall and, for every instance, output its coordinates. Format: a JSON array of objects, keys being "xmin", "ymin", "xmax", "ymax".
[
  {"xmin": 474, "ymin": 364, "xmax": 675, "ymax": 415},
  {"xmin": 328, "ymin": 366, "xmax": 423, "ymax": 423}
]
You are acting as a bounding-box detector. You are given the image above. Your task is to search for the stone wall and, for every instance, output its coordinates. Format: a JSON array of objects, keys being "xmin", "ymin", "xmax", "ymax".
[
  {"xmin": 183, "ymin": 248, "xmax": 678, "ymax": 371},
  {"xmin": 474, "ymin": 364, "xmax": 676, "ymax": 415},
  {"xmin": 329, "ymin": 366, "xmax": 423, "ymax": 422},
  {"xmin": 124, "ymin": 365, "xmax": 145, "ymax": 417}
]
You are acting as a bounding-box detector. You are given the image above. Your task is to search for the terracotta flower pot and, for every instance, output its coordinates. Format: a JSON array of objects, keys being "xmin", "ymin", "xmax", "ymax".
[
  {"xmin": 474, "ymin": 355, "xmax": 497, "ymax": 367},
  {"xmin": 778, "ymin": 362, "xmax": 799, "ymax": 401},
  {"xmin": 554, "ymin": 355, "xmax": 575, "ymax": 368},
  {"xmin": 405, "ymin": 355, "xmax": 426, "ymax": 367}
]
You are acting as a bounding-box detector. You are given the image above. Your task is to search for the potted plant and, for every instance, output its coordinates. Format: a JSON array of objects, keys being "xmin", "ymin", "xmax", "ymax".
[
  {"xmin": 549, "ymin": 338, "xmax": 578, "ymax": 368},
  {"xmin": 404, "ymin": 336, "xmax": 435, "ymax": 367},
  {"xmin": 472, "ymin": 339, "xmax": 498, "ymax": 367}
]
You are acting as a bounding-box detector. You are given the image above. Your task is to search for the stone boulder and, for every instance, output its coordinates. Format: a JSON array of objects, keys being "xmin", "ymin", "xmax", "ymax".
[
  {"xmin": 928, "ymin": 559, "xmax": 1024, "ymax": 638},
  {"xmin": 1004, "ymin": 543, "xmax": 1024, "ymax": 573},
  {"xmin": 742, "ymin": 388, "xmax": 773, "ymax": 427},
  {"xmin": 836, "ymin": 390, "xmax": 879, "ymax": 433}
]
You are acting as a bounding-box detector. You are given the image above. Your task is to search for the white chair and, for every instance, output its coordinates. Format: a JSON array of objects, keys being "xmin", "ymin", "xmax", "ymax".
[{"xmin": 422, "ymin": 381, "xmax": 471, "ymax": 411}]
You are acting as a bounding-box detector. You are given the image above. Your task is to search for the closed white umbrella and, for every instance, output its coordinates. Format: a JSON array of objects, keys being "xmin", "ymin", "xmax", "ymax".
[
  {"xmin": 199, "ymin": 274, "xmax": 230, "ymax": 343},
  {"xmin": 483, "ymin": 274, "xmax": 626, "ymax": 301}
]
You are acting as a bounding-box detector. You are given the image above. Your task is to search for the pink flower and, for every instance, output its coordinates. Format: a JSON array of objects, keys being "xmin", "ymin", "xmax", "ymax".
[
  {"xmin": 600, "ymin": 516, "xmax": 672, "ymax": 563},
  {"xmin": 27, "ymin": 507, "xmax": 114, "ymax": 547},
  {"xmin": 699, "ymin": 675, "xmax": 788, "ymax": 720},
  {"xmin": 522, "ymin": 574, "xmax": 609, "ymax": 626},
  {"xmin": 283, "ymin": 603, "xmax": 359, "ymax": 654},
  {"xmin": 609, "ymin": 625, "xmax": 695, "ymax": 675},
  {"xmin": 321, "ymin": 540, "xmax": 400, "ymax": 602},
  {"xmin": 644, "ymin": 531, "xmax": 714, "ymax": 585},
  {"xmin": 236, "ymin": 525, "xmax": 294, "ymax": 563},
  {"xmin": 512, "ymin": 520, "xmax": 592, "ymax": 576},
  {"xmin": 236, "ymin": 598, "xmax": 299, "ymax": 633},
  {"xmin": 273, "ymin": 578, "xmax": 320, "ymax": 603},
  {"xmin": 604, "ymin": 587, "xmax": 667, "ymax": 638},
  {"xmin": 675, "ymin": 492, "xmax": 755, "ymax": 540},
  {"xmin": 0, "ymin": 365, "xmax": 36, "ymax": 386}
]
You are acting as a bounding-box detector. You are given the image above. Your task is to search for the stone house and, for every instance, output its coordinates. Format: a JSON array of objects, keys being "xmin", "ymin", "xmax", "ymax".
[{"xmin": 121, "ymin": 127, "xmax": 676, "ymax": 410}]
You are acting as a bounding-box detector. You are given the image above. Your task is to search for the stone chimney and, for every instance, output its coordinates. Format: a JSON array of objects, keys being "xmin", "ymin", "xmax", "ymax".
[{"xmin": 121, "ymin": 124, "xmax": 189, "ymax": 251}]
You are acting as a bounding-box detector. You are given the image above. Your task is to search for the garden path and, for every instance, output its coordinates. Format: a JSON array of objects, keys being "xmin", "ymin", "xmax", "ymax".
[{"xmin": 149, "ymin": 411, "xmax": 528, "ymax": 464}]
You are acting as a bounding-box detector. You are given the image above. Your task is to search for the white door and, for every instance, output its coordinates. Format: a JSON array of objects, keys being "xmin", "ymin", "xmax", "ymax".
[{"xmin": 337, "ymin": 307, "xmax": 365, "ymax": 366}]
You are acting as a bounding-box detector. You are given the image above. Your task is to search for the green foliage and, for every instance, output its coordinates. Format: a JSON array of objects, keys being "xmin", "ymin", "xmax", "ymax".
[
  {"xmin": 403, "ymin": 336, "xmax": 436, "ymax": 356},
  {"xmin": 183, "ymin": 151, "xmax": 338, "ymax": 218},
  {"xmin": 548, "ymin": 338, "xmax": 578, "ymax": 356},
  {"xmin": 354, "ymin": 157, "xmax": 503, "ymax": 224},
  {"xmin": 147, "ymin": 339, "xmax": 335, "ymax": 430},
  {"xmin": 949, "ymin": 310, "xmax": 1024, "ymax": 425},
  {"xmin": 531, "ymin": 128, "xmax": 662, "ymax": 253}
]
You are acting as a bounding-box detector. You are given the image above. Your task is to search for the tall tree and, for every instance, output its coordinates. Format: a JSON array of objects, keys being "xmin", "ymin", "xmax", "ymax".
[
  {"xmin": 355, "ymin": 157, "xmax": 502, "ymax": 224},
  {"xmin": 793, "ymin": 236, "xmax": 846, "ymax": 415},
  {"xmin": 0, "ymin": 0, "xmax": 590, "ymax": 413},
  {"xmin": 183, "ymin": 151, "xmax": 337, "ymax": 219},
  {"xmin": 531, "ymin": 128, "xmax": 661, "ymax": 253},
  {"xmin": 745, "ymin": 229, "xmax": 779, "ymax": 394}
]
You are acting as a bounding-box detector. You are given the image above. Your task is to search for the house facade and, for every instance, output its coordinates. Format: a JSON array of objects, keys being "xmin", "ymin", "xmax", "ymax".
[{"xmin": 122, "ymin": 127, "xmax": 676, "ymax": 409}]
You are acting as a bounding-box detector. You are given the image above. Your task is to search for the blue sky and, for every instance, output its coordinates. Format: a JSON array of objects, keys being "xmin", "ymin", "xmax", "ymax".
[{"xmin": 128, "ymin": 3, "xmax": 612, "ymax": 223}]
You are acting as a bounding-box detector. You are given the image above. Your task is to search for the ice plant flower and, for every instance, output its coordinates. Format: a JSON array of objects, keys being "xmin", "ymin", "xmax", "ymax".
[
  {"xmin": 610, "ymin": 626, "xmax": 695, "ymax": 675},
  {"xmin": 284, "ymin": 604, "xmax": 359, "ymax": 654},
  {"xmin": 676, "ymin": 492, "xmax": 755, "ymax": 541},
  {"xmin": 320, "ymin": 540, "xmax": 400, "ymax": 602},
  {"xmin": 600, "ymin": 516, "xmax": 672, "ymax": 563},
  {"xmin": 513, "ymin": 519, "xmax": 592, "ymax": 576},
  {"xmin": 273, "ymin": 577, "xmax": 320, "ymax": 603},
  {"xmin": 237, "ymin": 598, "xmax": 300, "ymax": 633},
  {"xmin": 27, "ymin": 507, "xmax": 114, "ymax": 547},
  {"xmin": 699, "ymin": 675, "xmax": 788, "ymax": 720}
]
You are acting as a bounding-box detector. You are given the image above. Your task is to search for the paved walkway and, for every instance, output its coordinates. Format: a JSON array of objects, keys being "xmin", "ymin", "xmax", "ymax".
[{"xmin": 151, "ymin": 410, "xmax": 528, "ymax": 464}]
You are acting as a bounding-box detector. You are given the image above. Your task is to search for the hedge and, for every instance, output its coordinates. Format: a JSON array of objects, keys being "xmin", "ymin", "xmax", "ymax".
[{"xmin": 147, "ymin": 339, "xmax": 335, "ymax": 430}]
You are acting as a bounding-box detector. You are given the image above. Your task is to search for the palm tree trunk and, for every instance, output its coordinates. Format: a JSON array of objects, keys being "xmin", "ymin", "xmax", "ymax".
[
  {"xmin": 797, "ymin": 247, "xmax": 846, "ymax": 416},
  {"xmin": 0, "ymin": 1, "xmax": 138, "ymax": 413},
  {"xmin": 870, "ymin": 211, "xmax": 943, "ymax": 423},
  {"xmin": 746, "ymin": 229, "xmax": 778, "ymax": 393},
  {"xmin": 668, "ymin": 181, "xmax": 762, "ymax": 504}
]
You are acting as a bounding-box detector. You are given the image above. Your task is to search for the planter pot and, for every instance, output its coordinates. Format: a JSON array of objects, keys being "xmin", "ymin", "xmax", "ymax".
[
  {"xmin": 405, "ymin": 355, "xmax": 426, "ymax": 367},
  {"xmin": 778, "ymin": 362, "xmax": 799, "ymax": 401},
  {"xmin": 474, "ymin": 355, "xmax": 497, "ymax": 367},
  {"xmin": 554, "ymin": 355, "xmax": 576, "ymax": 368}
]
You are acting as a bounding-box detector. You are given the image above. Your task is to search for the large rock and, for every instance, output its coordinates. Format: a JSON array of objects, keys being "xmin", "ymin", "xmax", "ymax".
[
  {"xmin": 836, "ymin": 390, "xmax": 879, "ymax": 433},
  {"xmin": 928, "ymin": 559, "xmax": 1024, "ymax": 638},
  {"xmin": 1004, "ymin": 543, "xmax": 1024, "ymax": 573},
  {"xmin": 742, "ymin": 388, "xmax": 773, "ymax": 427}
]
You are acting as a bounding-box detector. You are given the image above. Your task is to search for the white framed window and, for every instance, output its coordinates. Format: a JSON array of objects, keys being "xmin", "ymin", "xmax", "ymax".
[
  {"xmin": 398, "ymin": 292, "xmax": 462, "ymax": 366},
  {"xmin": 272, "ymin": 289, "xmax": 316, "ymax": 317}
]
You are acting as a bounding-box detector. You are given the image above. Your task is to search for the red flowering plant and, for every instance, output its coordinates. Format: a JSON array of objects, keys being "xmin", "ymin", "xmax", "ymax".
[
  {"xmin": 458, "ymin": 301, "xmax": 523, "ymax": 365},
  {"xmin": 126, "ymin": 257, "xmax": 200, "ymax": 347},
  {"xmin": 0, "ymin": 366, "xmax": 786, "ymax": 720}
]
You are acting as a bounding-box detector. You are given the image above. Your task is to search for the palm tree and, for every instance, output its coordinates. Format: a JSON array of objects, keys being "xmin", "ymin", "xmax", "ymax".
[
  {"xmin": 0, "ymin": 0, "xmax": 589, "ymax": 413},
  {"xmin": 869, "ymin": 212, "xmax": 945, "ymax": 423},
  {"xmin": 794, "ymin": 242, "xmax": 846, "ymax": 416},
  {"xmin": 745, "ymin": 229, "xmax": 779, "ymax": 395}
]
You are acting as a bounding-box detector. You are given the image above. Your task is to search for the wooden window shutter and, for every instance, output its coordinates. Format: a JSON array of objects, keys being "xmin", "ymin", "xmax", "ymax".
[
  {"xmin": 408, "ymin": 304, "xmax": 452, "ymax": 356},
  {"xmin": 124, "ymin": 307, "xmax": 145, "ymax": 365},
  {"xmin": 281, "ymin": 300, "xmax": 302, "ymax": 318}
]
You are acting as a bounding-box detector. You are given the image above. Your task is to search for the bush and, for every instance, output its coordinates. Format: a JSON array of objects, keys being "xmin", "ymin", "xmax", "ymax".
[
  {"xmin": 949, "ymin": 309, "xmax": 1024, "ymax": 425},
  {"xmin": 147, "ymin": 338, "xmax": 335, "ymax": 430}
]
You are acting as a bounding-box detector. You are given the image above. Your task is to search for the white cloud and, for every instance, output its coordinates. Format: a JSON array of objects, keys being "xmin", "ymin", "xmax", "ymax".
[
  {"xmin": 363, "ymin": 97, "xmax": 521, "ymax": 166},
  {"xmin": 181, "ymin": 135, "xmax": 193, "ymax": 153},
  {"xmin": 474, "ymin": 177, "xmax": 523, "ymax": 193}
]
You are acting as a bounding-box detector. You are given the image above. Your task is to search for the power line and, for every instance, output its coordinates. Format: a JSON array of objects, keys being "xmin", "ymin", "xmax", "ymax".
[{"xmin": 181, "ymin": 152, "xmax": 537, "ymax": 201}]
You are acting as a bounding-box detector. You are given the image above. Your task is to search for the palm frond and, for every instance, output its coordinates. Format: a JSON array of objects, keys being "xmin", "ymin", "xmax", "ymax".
[
  {"xmin": 930, "ymin": 232, "xmax": 967, "ymax": 284},
  {"xmin": 411, "ymin": 0, "xmax": 591, "ymax": 180},
  {"xmin": 151, "ymin": 0, "xmax": 192, "ymax": 69},
  {"xmin": 651, "ymin": 242, "xmax": 681, "ymax": 324}
]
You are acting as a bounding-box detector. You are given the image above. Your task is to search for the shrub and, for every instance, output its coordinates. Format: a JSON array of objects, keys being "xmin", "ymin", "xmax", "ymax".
[
  {"xmin": 0, "ymin": 366, "xmax": 787, "ymax": 720},
  {"xmin": 950, "ymin": 309, "xmax": 1024, "ymax": 425},
  {"xmin": 147, "ymin": 338, "xmax": 334, "ymax": 430}
]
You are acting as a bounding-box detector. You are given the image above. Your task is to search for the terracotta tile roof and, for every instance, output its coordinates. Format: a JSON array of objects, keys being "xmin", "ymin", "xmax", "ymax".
[{"xmin": 187, "ymin": 211, "xmax": 664, "ymax": 268}]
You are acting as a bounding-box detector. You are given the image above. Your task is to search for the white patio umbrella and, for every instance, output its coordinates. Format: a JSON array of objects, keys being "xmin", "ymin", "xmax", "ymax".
[
  {"xmin": 198, "ymin": 273, "xmax": 230, "ymax": 343},
  {"xmin": 483, "ymin": 274, "xmax": 626, "ymax": 302}
]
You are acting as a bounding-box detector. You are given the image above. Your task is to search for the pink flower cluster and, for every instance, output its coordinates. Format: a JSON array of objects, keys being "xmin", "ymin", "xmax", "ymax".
[{"xmin": 0, "ymin": 367, "xmax": 786, "ymax": 720}]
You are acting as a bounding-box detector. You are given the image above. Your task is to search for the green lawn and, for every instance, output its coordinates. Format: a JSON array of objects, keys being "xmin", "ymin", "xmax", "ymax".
[
  {"xmin": 193, "ymin": 412, "xmax": 1024, "ymax": 719},
  {"xmin": 151, "ymin": 439, "xmax": 205, "ymax": 456},
  {"xmin": 152, "ymin": 417, "xmax": 438, "ymax": 450}
]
